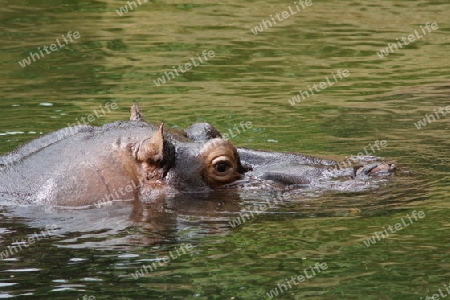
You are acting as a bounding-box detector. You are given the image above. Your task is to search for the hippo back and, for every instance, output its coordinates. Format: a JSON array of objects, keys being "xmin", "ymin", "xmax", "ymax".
[{"xmin": 0, "ymin": 121, "xmax": 159, "ymax": 206}]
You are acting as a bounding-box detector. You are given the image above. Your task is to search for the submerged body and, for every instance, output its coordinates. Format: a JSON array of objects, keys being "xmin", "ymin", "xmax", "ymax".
[{"xmin": 0, "ymin": 104, "xmax": 395, "ymax": 207}]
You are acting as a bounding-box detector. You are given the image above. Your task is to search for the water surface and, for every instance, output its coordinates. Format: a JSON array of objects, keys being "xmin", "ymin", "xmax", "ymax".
[{"xmin": 0, "ymin": 0, "xmax": 449, "ymax": 299}]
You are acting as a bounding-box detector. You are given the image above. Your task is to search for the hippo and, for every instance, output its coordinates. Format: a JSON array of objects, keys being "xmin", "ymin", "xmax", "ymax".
[{"xmin": 0, "ymin": 104, "xmax": 395, "ymax": 207}]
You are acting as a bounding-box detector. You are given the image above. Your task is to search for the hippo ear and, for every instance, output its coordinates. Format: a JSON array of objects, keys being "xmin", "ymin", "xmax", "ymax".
[
  {"xmin": 130, "ymin": 103, "xmax": 145, "ymax": 122},
  {"xmin": 134, "ymin": 124, "xmax": 175, "ymax": 170}
]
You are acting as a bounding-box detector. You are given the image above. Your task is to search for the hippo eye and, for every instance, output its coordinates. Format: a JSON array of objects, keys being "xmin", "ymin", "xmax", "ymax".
[
  {"xmin": 202, "ymin": 139, "xmax": 244, "ymax": 187},
  {"xmin": 211, "ymin": 156, "xmax": 235, "ymax": 178},
  {"xmin": 215, "ymin": 161, "xmax": 231, "ymax": 173}
]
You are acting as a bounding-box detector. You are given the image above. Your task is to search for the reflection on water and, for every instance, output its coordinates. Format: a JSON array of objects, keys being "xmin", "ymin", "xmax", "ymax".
[{"xmin": 0, "ymin": 0, "xmax": 449, "ymax": 298}]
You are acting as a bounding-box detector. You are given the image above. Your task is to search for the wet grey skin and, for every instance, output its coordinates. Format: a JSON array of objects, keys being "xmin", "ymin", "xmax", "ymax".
[{"xmin": 0, "ymin": 104, "xmax": 396, "ymax": 207}]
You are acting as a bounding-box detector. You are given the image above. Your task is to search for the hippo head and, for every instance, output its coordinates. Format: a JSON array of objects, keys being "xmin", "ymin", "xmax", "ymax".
[
  {"xmin": 119, "ymin": 123, "xmax": 245, "ymax": 194},
  {"xmin": 116, "ymin": 104, "xmax": 395, "ymax": 199}
]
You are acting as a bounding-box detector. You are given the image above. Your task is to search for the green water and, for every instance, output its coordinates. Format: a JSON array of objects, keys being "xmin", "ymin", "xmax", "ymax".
[{"xmin": 0, "ymin": 0, "xmax": 449, "ymax": 299}]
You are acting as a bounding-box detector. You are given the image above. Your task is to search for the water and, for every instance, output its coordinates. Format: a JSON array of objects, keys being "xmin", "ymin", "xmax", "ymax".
[{"xmin": 0, "ymin": 0, "xmax": 449, "ymax": 299}]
